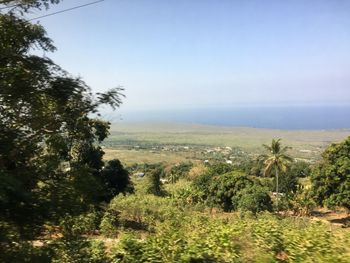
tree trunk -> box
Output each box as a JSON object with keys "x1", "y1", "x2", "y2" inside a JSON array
[{"x1": 275, "y1": 166, "x2": 279, "y2": 213}]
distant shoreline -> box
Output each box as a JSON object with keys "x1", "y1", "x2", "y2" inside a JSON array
[{"x1": 110, "y1": 121, "x2": 350, "y2": 132}]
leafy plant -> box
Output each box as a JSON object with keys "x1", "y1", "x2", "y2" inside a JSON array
[
  {"x1": 146, "y1": 167, "x2": 166, "y2": 196},
  {"x1": 209, "y1": 171, "x2": 253, "y2": 211},
  {"x1": 233, "y1": 185, "x2": 273, "y2": 214},
  {"x1": 311, "y1": 136, "x2": 350, "y2": 210}
]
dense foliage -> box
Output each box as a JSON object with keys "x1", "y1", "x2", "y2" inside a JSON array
[
  {"x1": 232, "y1": 184, "x2": 273, "y2": 213},
  {"x1": 311, "y1": 136, "x2": 350, "y2": 210},
  {"x1": 209, "y1": 171, "x2": 254, "y2": 211},
  {"x1": 111, "y1": 212, "x2": 350, "y2": 263},
  {"x1": 192, "y1": 167, "x2": 273, "y2": 213},
  {"x1": 167, "y1": 162, "x2": 193, "y2": 183},
  {"x1": 100, "y1": 160, "x2": 134, "y2": 201},
  {"x1": 0, "y1": 1, "x2": 132, "y2": 259},
  {"x1": 146, "y1": 166, "x2": 166, "y2": 196}
]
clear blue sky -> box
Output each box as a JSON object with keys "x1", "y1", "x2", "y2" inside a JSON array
[{"x1": 28, "y1": 0, "x2": 350, "y2": 110}]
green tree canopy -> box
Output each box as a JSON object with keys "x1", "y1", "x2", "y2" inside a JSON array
[
  {"x1": 209, "y1": 171, "x2": 253, "y2": 211},
  {"x1": 101, "y1": 159, "x2": 134, "y2": 201},
  {"x1": 311, "y1": 136, "x2": 350, "y2": 210},
  {"x1": 0, "y1": 0, "x2": 127, "y2": 248}
]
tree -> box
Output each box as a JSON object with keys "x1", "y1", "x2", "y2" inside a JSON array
[
  {"x1": 232, "y1": 185, "x2": 272, "y2": 214},
  {"x1": 311, "y1": 137, "x2": 350, "y2": 210},
  {"x1": 0, "y1": 0, "x2": 60, "y2": 11},
  {"x1": 274, "y1": 161, "x2": 310, "y2": 195},
  {"x1": 0, "y1": 0, "x2": 125, "y2": 248},
  {"x1": 146, "y1": 167, "x2": 165, "y2": 196},
  {"x1": 192, "y1": 162, "x2": 234, "y2": 202},
  {"x1": 209, "y1": 171, "x2": 253, "y2": 211},
  {"x1": 290, "y1": 160, "x2": 311, "y2": 178},
  {"x1": 274, "y1": 168, "x2": 298, "y2": 195},
  {"x1": 260, "y1": 139, "x2": 293, "y2": 210},
  {"x1": 101, "y1": 159, "x2": 134, "y2": 201}
]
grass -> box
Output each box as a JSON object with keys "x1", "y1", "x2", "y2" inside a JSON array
[{"x1": 103, "y1": 148, "x2": 189, "y2": 164}]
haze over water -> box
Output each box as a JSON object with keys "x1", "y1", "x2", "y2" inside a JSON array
[{"x1": 111, "y1": 105, "x2": 350, "y2": 130}]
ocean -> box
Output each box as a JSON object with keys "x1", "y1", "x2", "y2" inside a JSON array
[{"x1": 113, "y1": 105, "x2": 350, "y2": 130}]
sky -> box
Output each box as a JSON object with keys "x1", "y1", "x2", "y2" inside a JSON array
[{"x1": 26, "y1": 0, "x2": 350, "y2": 111}]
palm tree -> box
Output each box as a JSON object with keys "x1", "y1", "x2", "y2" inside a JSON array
[{"x1": 261, "y1": 139, "x2": 293, "y2": 211}]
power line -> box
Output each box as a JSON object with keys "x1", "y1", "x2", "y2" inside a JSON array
[{"x1": 28, "y1": 0, "x2": 105, "y2": 21}]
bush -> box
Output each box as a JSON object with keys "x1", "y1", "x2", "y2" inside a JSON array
[
  {"x1": 290, "y1": 161, "x2": 311, "y2": 178},
  {"x1": 0, "y1": 240, "x2": 52, "y2": 263},
  {"x1": 233, "y1": 185, "x2": 272, "y2": 214},
  {"x1": 146, "y1": 167, "x2": 166, "y2": 196},
  {"x1": 187, "y1": 163, "x2": 208, "y2": 180},
  {"x1": 167, "y1": 162, "x2": 193, "y2": 183},
  {"x1": 288, "y1": 187, "x2": 316, "y2": 216},
  {"x1": 172, "y1": 183, "x2": 206, "y2": 209},
  {"x1": 311, "y1": 136, "x2": 350, "y2": 210},
  {"x1": 271, "y1": 161, "x2": 311, "y2": 195},
  {"x1": 110, "y1": 213, "x2": 350, "y2": 262},
  {"x1": 209, "y1": 171, "x2": 253, "y2": 211},
  {"x1": 100, "y1": 194, "x2": 182, "y2": 235},
  {"x1": 51, "y1": 239, "x2": 109, "y2": 263},
  {"x1": 207, "y1": 162, "x2": 236, "y2": 176},
  {"x1": 58, "y1": 210, "x2": 101, "y2": 238},
  {"x1": 272, "y1": 169, "x2": 299, "y2": 195},
  {"x1": 192, "y1": 171, "x2": 213, "y2": 201}
]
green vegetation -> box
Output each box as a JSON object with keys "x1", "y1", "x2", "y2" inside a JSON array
[
  {"x1": 311, "y1": 136, "x2": 350, "y2": 210},
  {"x1": 0, "y1": 2, "x2": 129, "y2": 261},
  {"x1": 1, "y1": 1, "x2": 350, "y2": 262},
  {"x1": 261, "y1": 139, "x2": 293, "y2": 210},
  {"x1": 110, "y1": 210, "x2": 350, "y2": 263},
  {"x1": 146, "y1": 167, "x2": 166, "y2": 196},
  {"x1": 105, "y1": 123, "x2": 350, "y2": 162}
]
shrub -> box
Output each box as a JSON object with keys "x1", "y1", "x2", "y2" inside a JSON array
[
  {"x1": 51, "y1": 239, "x2": 109, "y2": 263},
  {"x1": 100, "y1": 194, "x2": 182, "y2": 235},
  {"x1": 187, "y1": 163, "x2": 208, "y2": 180},
  {"x1": 110, "y1": 234, "x2": 146, "y2": 263},
  {"x1": 272, "y1": 169, "x2": 299, "y2": 195},
  {"x1": 233, "y1": 185, "x2": 272, "y2": 214},
  {"x1": 0, "y1": 240, "x2": 52, "y2": 263},
  {"x1": 110, "y1": 212, "x2": 350, "y2": 262},
  {"x1": 209, "y1": 171, "x2": 253, "y2": 211},
  {"x1": 290, "y1": 161, "x2": 311, "y2": 178},
  {"x1": 58, "y1": 210, "x2": 101, "y2": 238},
  {"x1": 311, "y1": 136, "x2": 350, "y2": 210},
  {"x1": 146, "y1": 167, "x2": 166, "y2": 196},
  {"x1": 192, "y1": 171, "x2": 213, "y2": 201},
  {"x1": 207, "y1": 162, "x2": 236, "y2": 176},
  {"x1": 288, "y1": 187, "x2": 316, "y2": 216},
  {"x1": 172, "y1": 183, "x2": 206, "y2": 209},
  {"x1": 167, "y1": 162, "x2": 193, "y2": 183}
]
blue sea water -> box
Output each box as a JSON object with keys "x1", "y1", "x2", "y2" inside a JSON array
[{"x1": 115, "y1": 106, "x2": 350, "y2": 130}]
